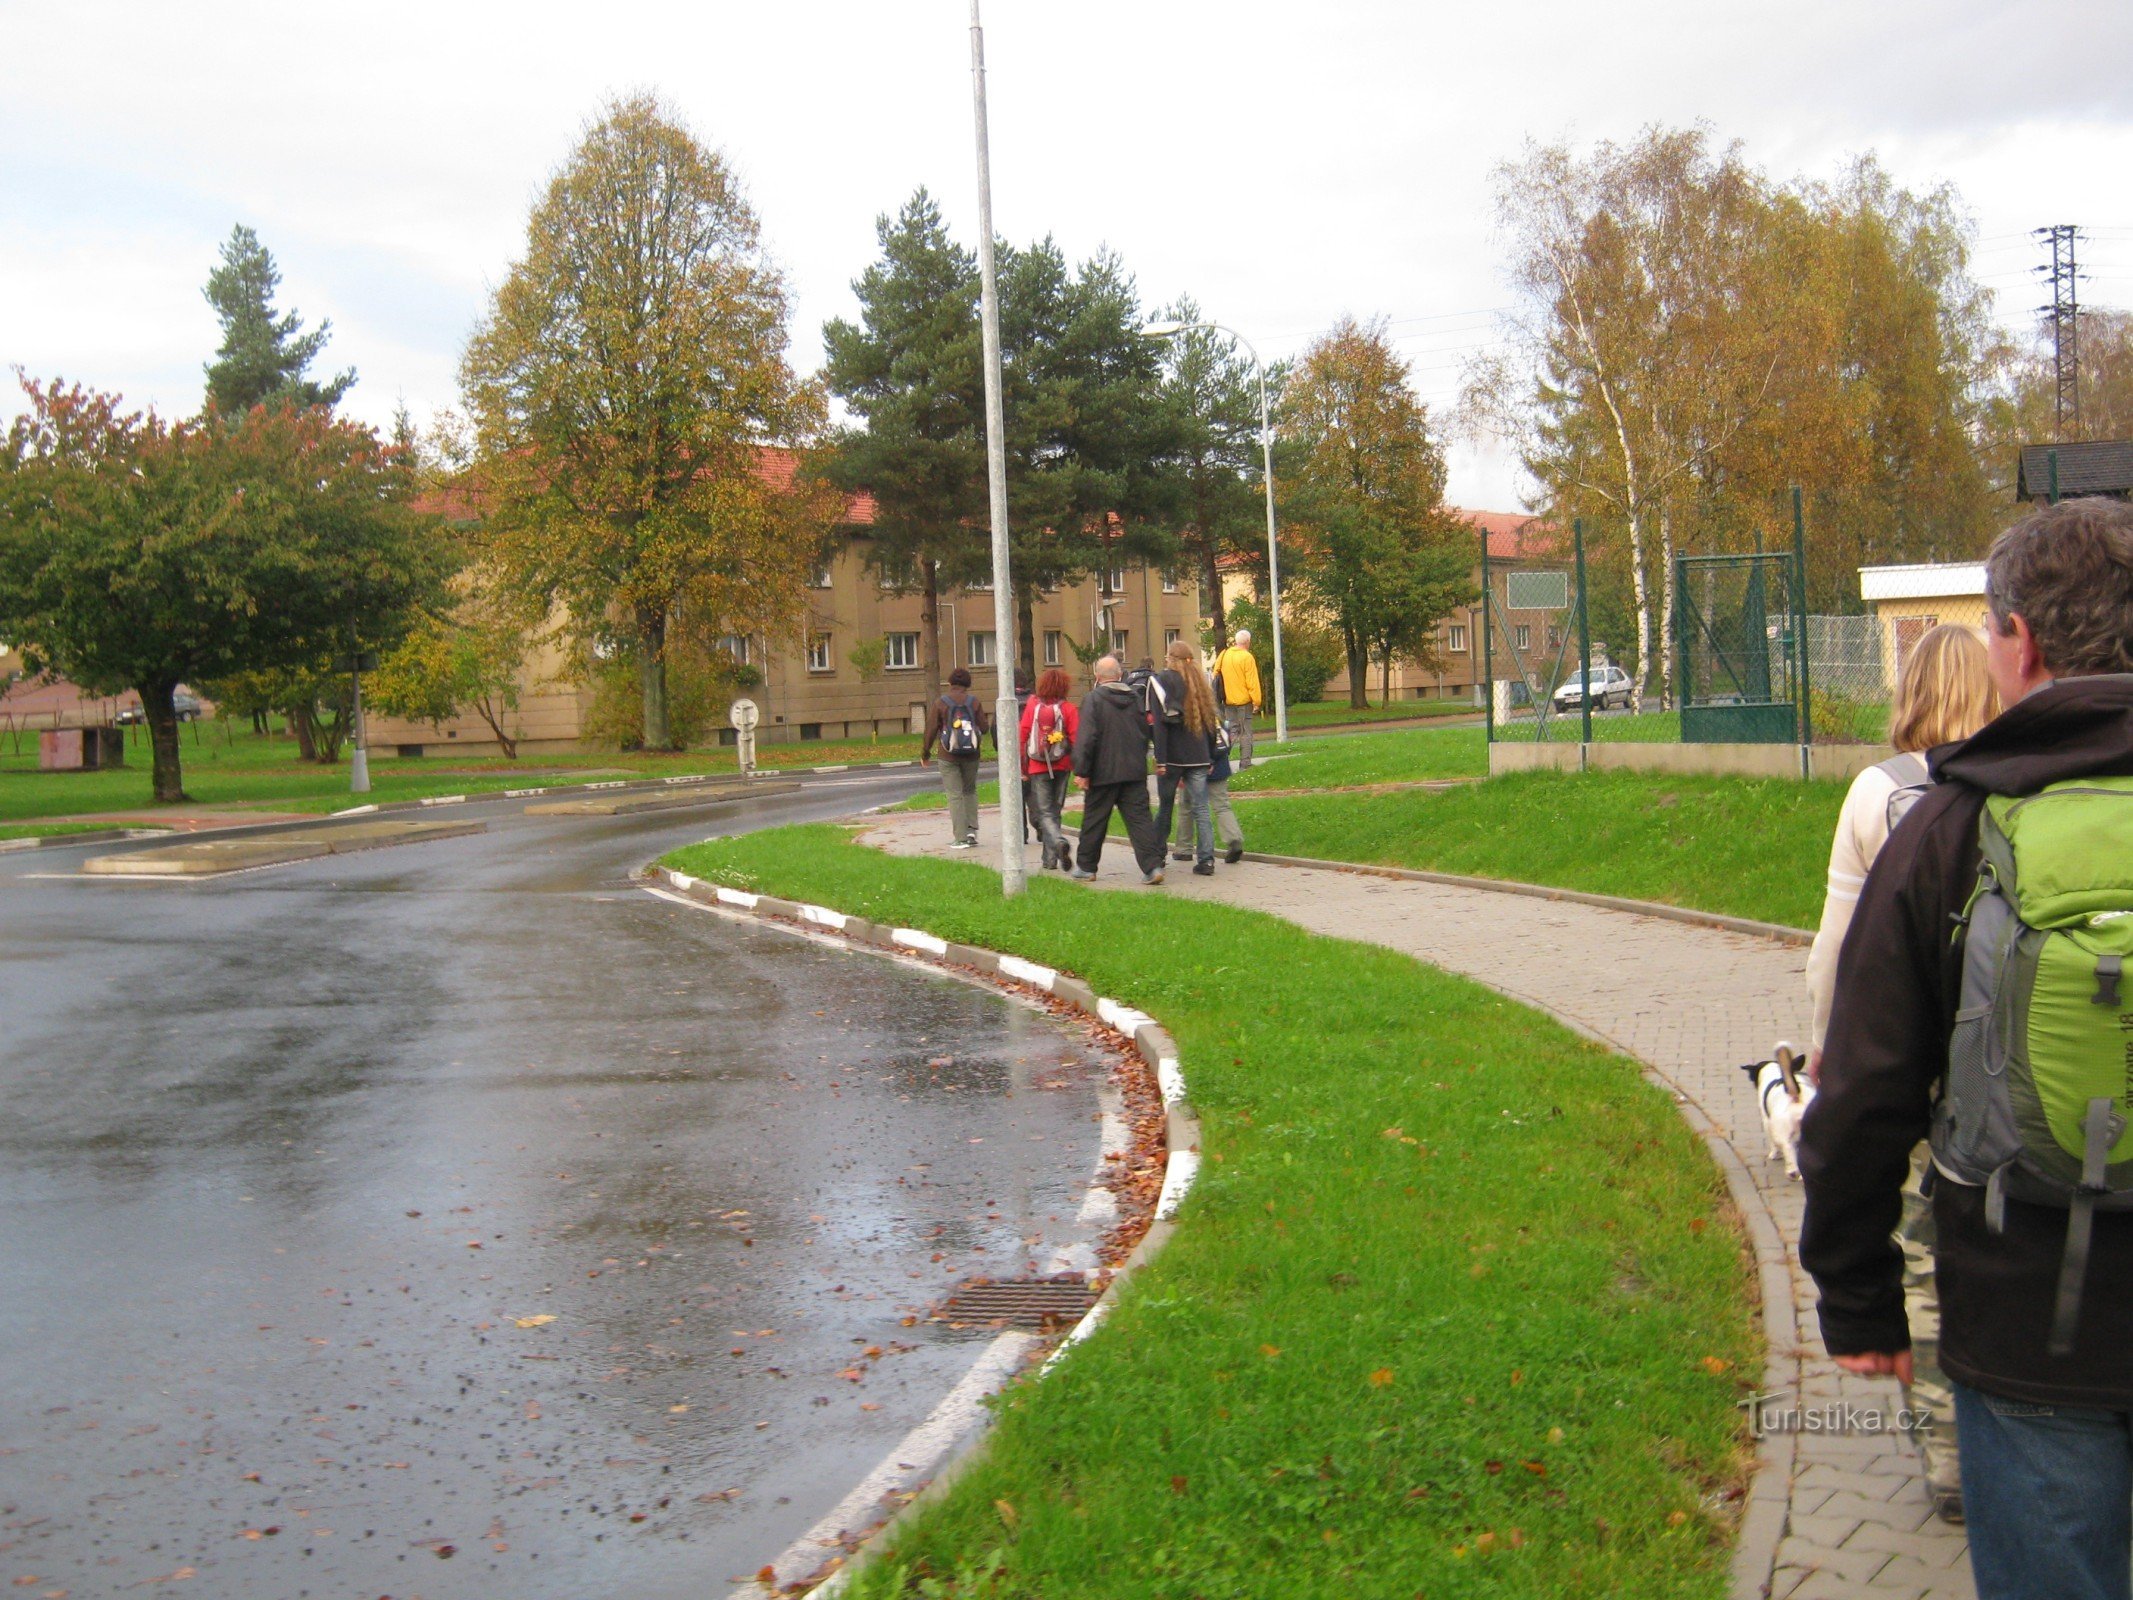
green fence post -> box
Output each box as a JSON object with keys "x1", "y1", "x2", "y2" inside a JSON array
[
  {"x1": 1793, "y1": 484, "x2": 1811, "y2": 771},
  {"x1": 1480, "y1": 523, "x2": 1493, "y2": 745},
  {"x1": 1574, "y1": 517, "x2": 1592, "y2": 753}
]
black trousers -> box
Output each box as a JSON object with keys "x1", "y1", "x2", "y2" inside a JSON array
[{"x1": 1075, "y1": 778, "x2": 1164, "y2": 876}]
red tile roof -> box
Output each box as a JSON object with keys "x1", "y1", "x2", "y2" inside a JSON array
[{"x1": 1450, "y1": 507, "x2": 1556, "y2": 561}]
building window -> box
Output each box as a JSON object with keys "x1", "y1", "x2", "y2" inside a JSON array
[
  {"x1": 1515, "y1": 625, "x2": 1531, "y2": 651},
  {"x1": 807, "y1": 632, "x2": 833, "y2": 673},
  {"x1": 1043, "y1": 630, "x2": 1063, "y2": 667},
  {"x1": 812, "y1": 560, "x2": 834, "y2": 589},
  {"x1": 966, "y1": 574, "x2": 993, "y2": 593},
  {"x1": 968, "y1": 630, "x2": 995, "y2": 668},
  {"x1": 1547, "y1": 625, "x2": 1562, "y2": 650},
  {"x1": 1448, "y1": 624, "x2": 1468, "y2": 653},
  {"x1": 718, "y1": 633, "x2": 752, "y2": 666},
  {"x1": 1164, "y1": 628, "x2": 1181, "y2": 650},
  {"x1": 885, "y1": 632, "x2": 919, "y2": 670},
  {"x1": 1161, "y1": 569, "x2": 1180, "y2": 595},
  {"x1": 1110, "y1": 629, "x2": 1129, "y2": 661},
  {"x1": 1106, "y1": 565, "x2": 1127, "y2": 595}
]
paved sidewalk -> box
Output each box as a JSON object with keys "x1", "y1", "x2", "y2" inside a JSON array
[{"x1": 866, "y1": 805, "x2": 1974, "y2": 1600}]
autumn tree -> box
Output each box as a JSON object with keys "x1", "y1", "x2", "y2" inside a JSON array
[
  {"x1": 1280, "y1": 318, "x2": 1472, "y2": 707},
  {"x1": 0, "y1": 380, "x2": 449, "y2": 800},
  {"x1": 821, "y1": 189, "x2": 989, "y2": 707},
  {"x1": 202, "y1": 224, "x2": 355, "y2": 415},
  {"x1": 462, "y1": 93, "x2": 831, "y2": 750},
  {"x1": 2007, "y1": 307, "x2": 2133, "y2": 453}
]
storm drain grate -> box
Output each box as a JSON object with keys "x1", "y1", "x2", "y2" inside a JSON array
[{"x1": 932, "y1": 1278, "x2": 1098, "y2": 1332}]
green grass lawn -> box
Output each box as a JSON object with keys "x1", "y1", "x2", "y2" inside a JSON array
[
  {"x1": 0, "y1": 729, "x2": 923, "y2": 822},
  {"x1": 661, "y1": 826, "x2": 1757, "y2": 1599},
  {"x1": 1235, "y1": 770, "x2": 1840, "y2": 930},
  {"x1": 1271, "y1": 698, "x2": 1479, "y2": 731},
  {"x1": 1228, "y1": 725, "x2": 1489, "y2": 792}
]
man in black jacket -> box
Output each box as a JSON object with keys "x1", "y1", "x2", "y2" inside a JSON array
[
  {"x1": 1801, "y1": 497, "x2": 2133, "y2": 1600},
  {"x1": 1069, "y1": 655, "x2": 1165, "y2": 885}
]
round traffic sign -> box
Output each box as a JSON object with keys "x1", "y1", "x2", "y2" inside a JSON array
[{"x1": 729, "y1": 697, "x2": 760, "y2": 731}]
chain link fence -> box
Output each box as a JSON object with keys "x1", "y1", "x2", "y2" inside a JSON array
[{"x1": 1804, "y1": 599, "x2": 1990, "y2": 743}]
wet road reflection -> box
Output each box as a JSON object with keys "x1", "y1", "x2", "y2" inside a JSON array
[{"x1": 0, "y1": 782, "x2": 1110, "y2": 1596}]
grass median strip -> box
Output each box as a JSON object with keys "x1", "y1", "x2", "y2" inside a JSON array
[
  {"x1": 1233, "y1": 769, "x2": 1840, "y2": 931},
  {"x1": 661, "y1": 825, "x2": 1758, "y2": 1598}
]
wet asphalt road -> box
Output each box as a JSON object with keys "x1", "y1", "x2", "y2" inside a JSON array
[{"x1": 0, "y1": 773, "x2": 1116, "y2": 1598}]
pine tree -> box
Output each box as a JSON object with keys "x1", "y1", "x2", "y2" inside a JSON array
[{"x1": 202, "y1": 224, "x2": 355, "y2": 414}]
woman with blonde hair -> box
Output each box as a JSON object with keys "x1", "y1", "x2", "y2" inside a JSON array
[
  {"x1": 1152, "y1": 638, "x2": 1222, "y2": 875},
  {"x1": 1803, "y1": 619, "x2": 1999, "y2": 1525}
]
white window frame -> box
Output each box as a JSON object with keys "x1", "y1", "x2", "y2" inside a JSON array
[
  {"x1": 1515, "y1": 624, "x2": 1531, "y2": 651},
  {"x1": 812, "y1": 560, "x2": 835, "y2": 590},
  {"x1": 1161, "y1": 570, "x2": 1180, "y2": 595},
  {"x1": 968, "y1": 630, "x2": 995, "y2": 668},
  {"x1": 1447, "y1": 624, "x2": 1468, "y2": 653},
  {"x1": 719, "y1": 633, "x2": 752, "y2": 666},
  {"x1": 1042, "y1": 630, "x2": 1063, "y2": 667},
  {"x1": 1163, "y1": 627, "x2": 1181, "y2": 650},
  {"x1": 1104, "y1": 565, "x2": 1127, "y2": 595},
  {"x1": 885, "y1": 631, "x2": 919, "y2": 671},
  {"x1": 966, "y1": 574, "x2": 993, "y2": 593},
  {"x1": 807, "y1": 632, "x2": 834, "y2": 673},
  {"x1": 1111, "y1": 628, "x2": 1129, "y2": 660}
]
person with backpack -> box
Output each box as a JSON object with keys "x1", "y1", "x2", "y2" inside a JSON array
[
  {"x1": 1801, "y1": 621, "x2": 1998, "y2": 1521},
  {"x1": 1174, "y1": 709, "x2": 1246, "y2": 866},
  {"x1": 1017, "y1": 666, "x2": 1079, "y2": 871},
  {"x1": 1800, "y1": 498, "x2": 2133, "y2": 1600},
  {"x1": 1212, "y1": 628, "x2": 1264, "y2": 768},
  {"x1": 1069, "y1": 654, "x2": 1166, "y2": 885},
  {"x1": 1151, "y1": 639, "x2": 1222, "y2": 876},
  {"x1": 920, "y1": 666, "x2": 990, "y2": 850}
]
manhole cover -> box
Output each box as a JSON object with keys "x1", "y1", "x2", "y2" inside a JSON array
[{"x1": 932, "y1": 1277, "x2": 1098, "y2": 1332}]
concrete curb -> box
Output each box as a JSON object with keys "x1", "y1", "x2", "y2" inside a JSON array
[
  {"x1": 643, "y1": 864, "x2": 1199, "y2": 1597},
  {"x1": 1237, "y1": 850, "x2": 1813, "y2": 947},
  {"x1": 79, "y1": 816, "x2": 489, "y2": 878},
  {"x1": 329, "y1": 762, "x2": 927, "y2": 819},
  {"x1": 0, "y1": 827, "x2": 164, "y2": 854}
]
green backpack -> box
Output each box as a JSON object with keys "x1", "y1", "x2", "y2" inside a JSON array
[{"x1": 1930, "y1": 775, "x2": 2133, "y2": 1355}]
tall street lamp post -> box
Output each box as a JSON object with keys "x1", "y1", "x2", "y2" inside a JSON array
[
  {"x1": 1141, "y1": 319, "x2": 1287, "y2": 743},
  {"x1": 967, "y1": 0, "x2": 1024, "y2": 897}
]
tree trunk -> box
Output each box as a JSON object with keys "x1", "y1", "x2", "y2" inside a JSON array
[
  {"x1": 288, "y1": 702, "x2": 318, "y2": 762},
  {"x1": 1657, "y1": 497, "x2": 1678, "y2": 711},
  {"x1": 1200, "y1": 543, "x2": 1225, "y2": 645},
  {"x1": 919, "y1": 557, "x2": 942, "y2": 709},
  {"x1": 1015, "y1": 582, "x2": 1037, "y2": 689},
  {"x1": 638, "y1": 603, "x2": 671, "y2": 751},
  {"x1": 1344, "y1": 626, "x2": 1369, "y2": 709},
  {"x1": 141, "y1": 679, "x2": 187, "y2": 803},
  {"x1": 475, "y1": 696, "x2": 519, "y2": 759}
]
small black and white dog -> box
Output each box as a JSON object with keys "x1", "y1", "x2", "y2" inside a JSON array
[{"x1": 1740, "y1": 1042, "x2": 1815, "y2": 1180}]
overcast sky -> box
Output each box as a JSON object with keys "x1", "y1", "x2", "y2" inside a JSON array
[{"x1": 5, "y1": 0, "x2": 2130, "y2": 512}]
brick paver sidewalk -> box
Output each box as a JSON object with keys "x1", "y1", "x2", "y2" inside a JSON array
[{"x1": 865, "y1": 805, "x2": 1974, "y2": 1600}]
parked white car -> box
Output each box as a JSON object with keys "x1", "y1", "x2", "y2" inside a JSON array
[{"x1": 1552, "y1": 665, "x2": 1635, "y2": 712}]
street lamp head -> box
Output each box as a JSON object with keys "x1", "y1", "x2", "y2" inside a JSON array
[{"x1": 1140, "y1": 320, "x2": 1191, "y2": 339}]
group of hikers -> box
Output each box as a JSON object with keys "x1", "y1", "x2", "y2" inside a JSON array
[{"x1": 919, "y1": 629, "x2": 1266, "y2": 886}]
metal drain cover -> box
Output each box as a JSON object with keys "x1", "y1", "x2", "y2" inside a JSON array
[{"x1": 933, "y1": 1277, "x2": 1098, "y2": 1331}]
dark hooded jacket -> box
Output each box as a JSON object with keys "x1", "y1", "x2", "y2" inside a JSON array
[
  {"x1": 1073, "y1": 681, "x2": 1153, "y2": 787},
  {"x1": 1800, "y1": 673, "x2": 2133, "y2": 1406}
]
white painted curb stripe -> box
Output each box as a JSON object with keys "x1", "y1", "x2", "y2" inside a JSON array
[
  {"x1": 731, "y1": 1331, "x2": 1037, "y2": 1600},
  {"x1": 1096, "y1": 998, "x2": 1153, "y2": 1034},
  {"x1": 799, "y1": 903, "x2": 847, "y2": 930},
  {"x1": 1156, "y1": 1150, "x2": 1200, "y2": 1222},
  {"x1": 892, "y1": 928, "x2": 948, "y2": 955},
  {"x1": 715, "y1": 886, "x2": 759, "y2": 908},
  {"x1": 1157, "y1": 1057, "x2": 1187, "y2": 1106},
  {"x1": 666, "y1": 873, "x2": 696, "y2": 893},
  {"x1": 1040, "y1": 1298, "x2": 1113, "y2": 1374},
  {"x1": 333, "y1": 803, "x2": 379, "y2": 817},
  {"x1": 418, "y1": 793, "x2": 468, "y2": 807},
  {"x1": 997, "y1": 955, "x2": 1056, "y2": 990}
]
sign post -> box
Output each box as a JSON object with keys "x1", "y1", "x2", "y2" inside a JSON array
[{"x1": 729, "y1": 697, "x2": 759, "y2": 778}]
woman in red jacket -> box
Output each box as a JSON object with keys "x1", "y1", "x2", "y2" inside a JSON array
[{"x1": 1018, "y1": 666, "x2": 1079, "y2": 870}]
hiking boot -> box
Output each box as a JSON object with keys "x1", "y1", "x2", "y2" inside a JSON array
[
  {"x1": 1225, "y1": 843, "x2": 1244, "y2": 864},
  {"x1": 1171, "y1": 850, "x2": 1192, "y2": 862},
  {"x1": 948, "y1": 839, "x2": 975, "y2": 851},
  {"x1": 1193, "y1": 862, "x2": 1215, "y2": 876},
  {"x1": 1069, "y1": 868, "x2": 1096, "y2": 881},
  {"x1": 1141, "y1": 870, "x2": 1165, "y2": 886}
]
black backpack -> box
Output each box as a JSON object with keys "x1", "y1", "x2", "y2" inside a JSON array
[{"x1": 940, "y1": 695, "x2": 982, "y2": 757}]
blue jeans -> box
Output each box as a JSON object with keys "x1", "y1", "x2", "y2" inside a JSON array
[
  {"x1": 1955, "y1": 1379, "x2": 2133, "y2": 1600},
  {"x1": 1155, "y1": 767, "x2": 1212, "y2": 865}
]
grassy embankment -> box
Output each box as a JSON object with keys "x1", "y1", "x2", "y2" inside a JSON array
[
  {"x1": 0, "y1": 729, "x2": 923, "y2": 824},
  {"x1": 662, "y1": 825, "x2": 1759, "y2": 1598}
]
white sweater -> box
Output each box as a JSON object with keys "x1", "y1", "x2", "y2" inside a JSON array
[{"x1": 1805, "y1": 763, "x2": 1907, "y2": 1053}]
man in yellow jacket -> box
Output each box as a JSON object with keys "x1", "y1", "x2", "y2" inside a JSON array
[{"x1": 1211, "y1": 630, "x2": 1263, "y2": 769}]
